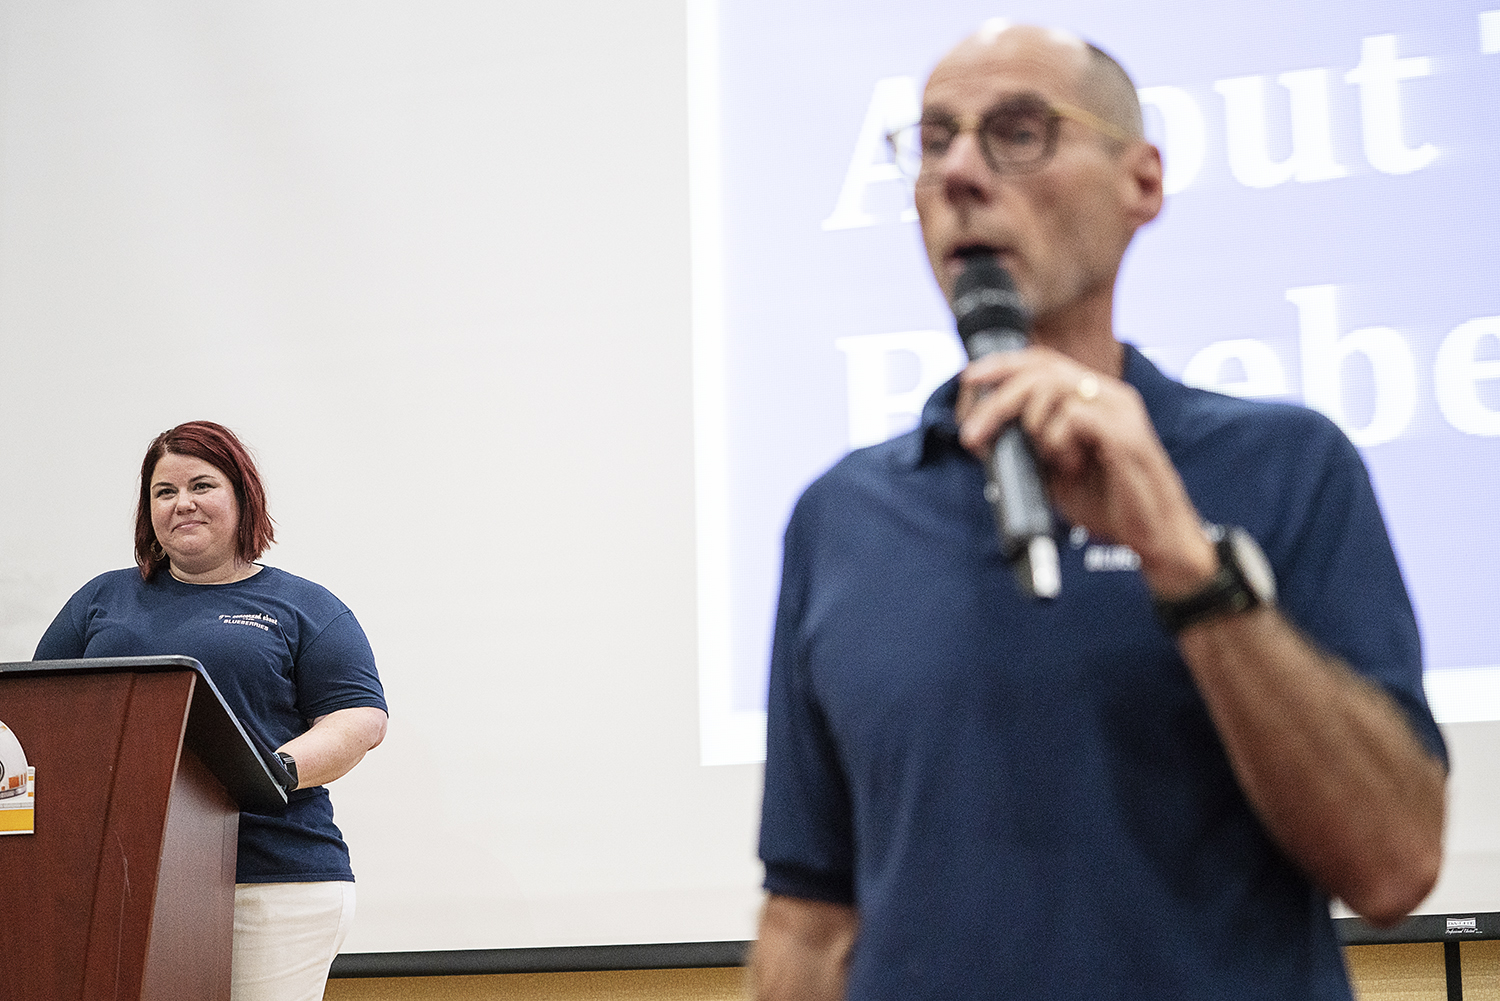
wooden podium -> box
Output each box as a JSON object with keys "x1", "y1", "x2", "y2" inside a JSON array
[{"x1": 0, "y1": 656, "x2": 286, "y2": 1001}]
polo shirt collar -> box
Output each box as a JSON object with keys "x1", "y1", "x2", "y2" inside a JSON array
[{"x1": 906, "y1": 343, "x2": 1179, "y2": 470}]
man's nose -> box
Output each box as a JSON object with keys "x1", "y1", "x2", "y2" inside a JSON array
[{"x1": 935, "y1": 131, "x2": 993, "y2": 197}]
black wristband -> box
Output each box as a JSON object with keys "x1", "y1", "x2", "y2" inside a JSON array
[
  {"x1": 1152, "y1": 526, "x2": 1276, "y2": 634},
  {"x1": 274, "y1": 751, "x2": 299, "y2": 792}
]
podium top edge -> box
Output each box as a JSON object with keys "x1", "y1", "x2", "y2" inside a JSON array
[
  {"x1": 1, "y1": 655, "x2": 287, "y2": 812},
  {"x1": 0, "y1": 655, "x2": 205, "y2": 676}
]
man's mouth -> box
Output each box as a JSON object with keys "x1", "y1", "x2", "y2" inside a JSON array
[
  {"x1": 954, "y1": 243, "x2": 1000, "y2": 261},
  {"x1": 945, "y1": 243, "x2": 1012, "y2": 282},
  {"x1": 951, "y1": 243, "x2": 1015, "y2": 268}
]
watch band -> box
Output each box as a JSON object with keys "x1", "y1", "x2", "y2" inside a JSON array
[
  {"x1": 274, "y1": 751, "x2": 299, "y2": 792},
  {"x1": 1152, "y1": 526, "x2": 1274, "y2": 634}
]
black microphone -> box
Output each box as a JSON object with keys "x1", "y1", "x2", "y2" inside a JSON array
[{"x1": 951, "y1": 254, "x2": 1060, "y2": 600}]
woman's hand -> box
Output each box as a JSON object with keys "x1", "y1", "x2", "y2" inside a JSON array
[{"x1": 275, "y1": 706, "x2": 388, "y2": 790}]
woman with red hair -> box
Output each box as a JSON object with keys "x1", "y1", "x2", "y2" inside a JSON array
[{"x1": 35, "y1": 420, "x2": 388, "y2": 1001}]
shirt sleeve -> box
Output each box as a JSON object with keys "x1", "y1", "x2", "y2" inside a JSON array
[
  {"x1": 32, "y1": 588, "x2": 88, "y2": 660},
  {"x1": 758, "y1": 489, "x2": 858, "y2": 906},
  {"x1": 292, "y1": 609, "x2": 387, "y2": 720},
  {"x1": 1272, "y1": 417, "x2": 1447, "y2": 766}
]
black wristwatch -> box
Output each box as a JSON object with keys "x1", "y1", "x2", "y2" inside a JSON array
[
  {"x1": 274, "y1": 751, "x2": 299, "y2": 792},
  {"x1": 1152, "y1": 525, "x2": 1276, "y2": 634}
]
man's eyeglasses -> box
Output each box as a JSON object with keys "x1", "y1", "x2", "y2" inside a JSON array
[{"x1": 886, "y1": 94, "x2": 1134, "y2": 181}]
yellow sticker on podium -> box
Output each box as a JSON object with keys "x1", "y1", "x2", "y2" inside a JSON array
[{"x1": 0, "y1": 720, "x2": 35, "y2": 835}]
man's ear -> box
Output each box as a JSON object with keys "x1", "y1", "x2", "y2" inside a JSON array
[{"x1": 1120, "y1": 141, "x2": 1164, "y2": 228}]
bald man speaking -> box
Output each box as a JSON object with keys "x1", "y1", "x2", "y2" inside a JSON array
[{"x1": 752, "y1": 24, "x2": 1447, "y2": 1000}]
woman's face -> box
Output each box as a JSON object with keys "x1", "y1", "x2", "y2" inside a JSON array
[{"x1": 149, "y1": 453, "x2": 242, "y2": 576}]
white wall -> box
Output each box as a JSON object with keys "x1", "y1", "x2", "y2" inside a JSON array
[{"x1": 0, "y1": 1, "x2": 764, "y2": 951}]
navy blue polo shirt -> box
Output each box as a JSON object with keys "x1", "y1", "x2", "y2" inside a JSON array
[
  {"x1": 759, "y1": 345, "x2": 1444, "y2": 1000},
  {"x1": 35, "y1": 566, "x2": 387, "y2": 884}
]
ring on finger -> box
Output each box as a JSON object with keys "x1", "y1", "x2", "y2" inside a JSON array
[{"x1": 1077, "y1": 373, "x2": 1101, "y2": 401}]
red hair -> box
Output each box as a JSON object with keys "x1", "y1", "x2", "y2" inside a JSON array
[{"x1": 135, "y1": 421, "x2": 275, "y2": 580}]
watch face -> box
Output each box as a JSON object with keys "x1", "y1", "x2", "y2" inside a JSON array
[{"x1": 1229, "y1": 528, "x2": 1277, "y2": 604}]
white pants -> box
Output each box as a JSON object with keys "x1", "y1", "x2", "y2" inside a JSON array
[{"x1": 232, "y1": 881, "x2": 356, "y2": 1001}]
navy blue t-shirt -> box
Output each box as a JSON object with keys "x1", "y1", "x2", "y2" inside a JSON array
[
  {"x1": 759, "y1": 345, "x2": 1445, "y2": 1000},
  {"x1": 34, "y1": 565, "x2": 387, "y2": 884}
]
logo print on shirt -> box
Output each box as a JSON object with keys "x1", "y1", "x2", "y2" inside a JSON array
[
  {"x1": 1070, "y1": 527, "x2": 1142, "y2": 572},
  {"x1": 218, "y1": 613, "x2": 279, "y2": 633},
  {"x1": 1084, "y1": 546, "x2": 1142, "y2": 572}
]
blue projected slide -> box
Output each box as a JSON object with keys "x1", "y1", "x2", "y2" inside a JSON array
[{"x1": 692, "y1": 0, "x2": 1500, "y2": 765}]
